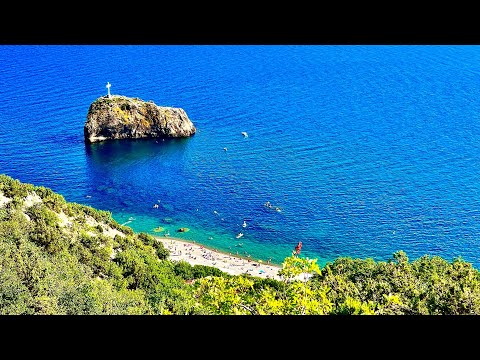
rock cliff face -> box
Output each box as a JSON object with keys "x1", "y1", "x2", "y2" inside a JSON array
[{"x1": 84, "y1": 95, "x2": 196, "y2": 143}]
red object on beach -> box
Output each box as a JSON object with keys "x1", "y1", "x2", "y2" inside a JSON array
[{"x1": 294, "y1": 241, "x2": 302, "y2": 255}]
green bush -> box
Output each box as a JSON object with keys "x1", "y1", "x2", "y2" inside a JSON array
[
  {"x1": 153, "y1": 241, "x2": 169, "y2": 260},
  {"x1": 0, "y1": 175, "x2": 33, "y2": 199},
  {"x1": 138, "y1": 232, "x2": 155, "y2": 246},
  {"x1": 191, "y1": 264, "x2": 227, "y2": 278},
  {"x1": 173, "y1": 261, "x2": 194, "y2": 280}
]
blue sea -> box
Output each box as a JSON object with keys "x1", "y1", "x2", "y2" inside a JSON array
[{"x1": 1, "y1": 45, "x2": 480, "y2": 268}]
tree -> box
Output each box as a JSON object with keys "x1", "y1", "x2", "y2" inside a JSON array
[{"x1": 194, "y1": 254, "x2": 332, "y2": 315}]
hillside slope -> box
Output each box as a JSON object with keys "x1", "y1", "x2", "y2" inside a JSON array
[{"x1": 0, "y1": 174, "x2": 211, "y2": 314}]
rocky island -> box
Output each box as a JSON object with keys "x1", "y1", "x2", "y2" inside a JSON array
[{"x1": 84, "y1": 94, "x2": 196, "y2": 143}]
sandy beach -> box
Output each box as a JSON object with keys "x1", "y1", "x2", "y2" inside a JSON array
[{"x1": 156, "y1": 236, "x2": 285, "y2": 281}]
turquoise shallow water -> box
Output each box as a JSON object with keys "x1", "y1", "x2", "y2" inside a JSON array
[{"x1": 1, "y1": 45, "x2": 480, "y2": 267}]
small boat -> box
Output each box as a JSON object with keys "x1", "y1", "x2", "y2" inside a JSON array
[
  {"x1": 236, "y1": 232, "x2": 244, "y2": 239},
  {"x1": 241, "y1": 131, "x2": 248, "y2": 137},
  {"x1": 242, "y1": 220, "x2": 247, "y2": 228}
]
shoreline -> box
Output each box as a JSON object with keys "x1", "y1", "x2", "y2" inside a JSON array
[{"x1": 155, "y1": 235, "x2": 285, "y2": 281}]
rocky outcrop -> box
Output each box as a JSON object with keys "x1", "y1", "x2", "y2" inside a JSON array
[{"x1": 84, "y1": 95, "x2": 196, "y2": 143}]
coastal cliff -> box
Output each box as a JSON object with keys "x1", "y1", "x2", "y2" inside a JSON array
[{"x1": 84, "y1": 95, "x2": 196, "y2": 143}]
